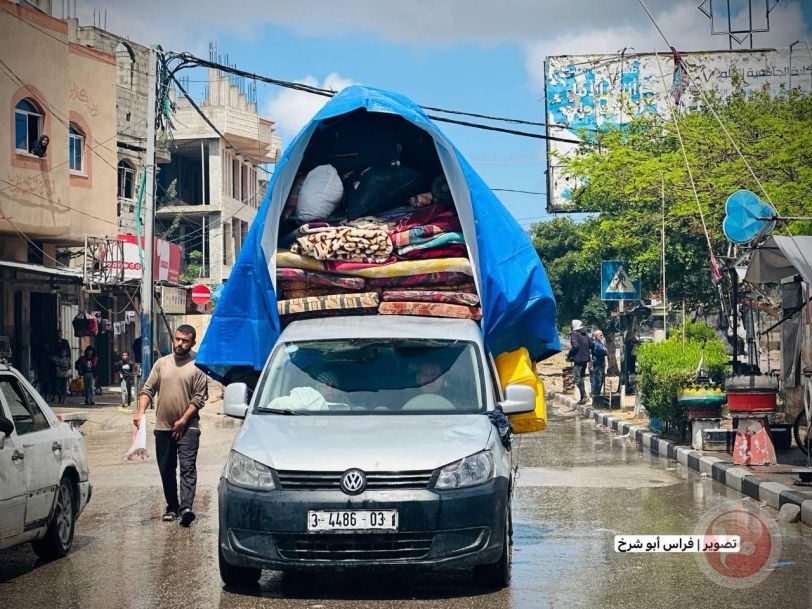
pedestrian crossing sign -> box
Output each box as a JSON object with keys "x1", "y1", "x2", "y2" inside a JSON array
[{"x1": 601, "y1": 261, "x2": 640, "y2": 300}]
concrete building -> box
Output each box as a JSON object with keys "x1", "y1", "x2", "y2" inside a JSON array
[
  {"x1": 0, "y1": 0, "x2": 117, "y2": 380},
  {"x1": 159, "y1": 65, "x2": 281, "y2": 284}
]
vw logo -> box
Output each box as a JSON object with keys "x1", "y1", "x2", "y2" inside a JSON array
[{"x1": 340, "y1": 469, "x2": 366, "y2": 495}]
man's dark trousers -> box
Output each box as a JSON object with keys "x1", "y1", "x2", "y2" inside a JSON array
[
  {"x1": 573, "y1": 362, "x2": 588, "y2": 401},
  {"x1": 154, "y1": 428, "x2": 200, "y2": 513}
]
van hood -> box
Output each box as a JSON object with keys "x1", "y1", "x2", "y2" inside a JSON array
[{"x1": 233, "y1": 414, "x2": 494, "y2": 472}]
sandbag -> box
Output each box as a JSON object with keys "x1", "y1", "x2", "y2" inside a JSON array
[
  {"x1": 345, "y1": 165, "x2": 430, "y2": 220},
  {"x1": 292, "y1": 165, "x2": 344, "y2": 222}
]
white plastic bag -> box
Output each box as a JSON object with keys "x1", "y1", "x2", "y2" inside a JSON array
[
  {"x1": 126, "y1": 415, "x2": 148, "y2": 460},
  {"x1": 293, "y1": 165, "x2": 344, "y2": 222}
]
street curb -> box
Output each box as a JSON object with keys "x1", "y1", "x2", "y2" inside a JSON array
[{"x1": 547, "y1": 391, "x2": 812, "y2": 528}]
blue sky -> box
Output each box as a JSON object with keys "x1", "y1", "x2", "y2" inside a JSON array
[{"x1": 83, "y1": 0, "x2": 812, "y2": 227}]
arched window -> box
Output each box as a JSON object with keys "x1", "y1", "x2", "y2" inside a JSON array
[
  {"x1": 118, "y1": 160, "x2": 136, "y2": 199},
  {"x1": 15, "y1": 98, "x2": 42, "y2": 153},
  {"x1": 68, "y1": 124, "x2": 85, "y2": 172}
]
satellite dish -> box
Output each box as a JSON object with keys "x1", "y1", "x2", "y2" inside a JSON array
[{"x1": 722, "y1": 190, "x2": 776, "y2": 244}]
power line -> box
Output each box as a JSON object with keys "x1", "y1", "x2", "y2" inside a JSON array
[
  {"x1": 165, "y1": 53, "x2": 581, "y2": 143},
  {"x1": 492, "y1": 188, "x2": 546, "y2": 195},
  {"x1": 0, "y1": 176, "x2": 117, "y2": 226}
]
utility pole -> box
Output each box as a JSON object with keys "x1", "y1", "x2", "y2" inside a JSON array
[{"x1": 140, "y1": 46, "x2": 158, "y2": 384}]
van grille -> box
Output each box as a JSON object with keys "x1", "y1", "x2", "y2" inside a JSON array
[
  {"x1": 274, "y1": 532, "x2": 435, "y2": 561},
  {"x1": 276, "y1": 470, "x2": 433, "y2": 491}
]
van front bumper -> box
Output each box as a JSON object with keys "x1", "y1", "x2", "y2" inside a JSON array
[{"x1": 218, "y1": 476, "x2": 509, "y2": 571}]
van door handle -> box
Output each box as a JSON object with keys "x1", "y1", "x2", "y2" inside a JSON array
[
  {"x1": 52, "y1": 442, "x2": 62, "y2": 452},
  {"x1": 11, "y1": 450, "x2": 24, "y2": 462}
]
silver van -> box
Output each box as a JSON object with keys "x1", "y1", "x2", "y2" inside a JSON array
[{"x1": 217, "y1": 315, "x2": 535, "y2": 589}]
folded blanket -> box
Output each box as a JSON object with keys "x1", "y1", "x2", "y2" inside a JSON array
[
  {"x1": 291, "y1": 226, "x2": 393, "y2": 262},
  {"x1": 279, "y1": 222, "x2": 336, "y2": 247},
  {"x1": 276, "y1": 250, "x2": 473, "y2": 278},
  {"x1": 276, "y1": 268, "x2": 366, "y2": 289},
  {"x1": 382, "y1": 290, "x2": 480, "y2": 306},
  {"x1": 367, "y1": 271, "x2": 473, "y2": 288},
  {"x1": 379, "y1": 301, "x2": 482, "y2": 320},
  {"x1": 397, "y1": 244, "x2": 469, "y2": 260},
  {"x1": 278, "y1": 292, "x2": 380, "y2": 316},
  {"x1": 397, "y1": 232, "x2": 465, "y2": 255},
  {"x1": 281, "y1": 287, "x2": 368, "y2": 299},
  {"x1": 408, "y1": 192, "x2": 434, "y2": 208}
]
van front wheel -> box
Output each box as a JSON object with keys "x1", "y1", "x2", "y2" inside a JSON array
[
  {"x1": 218, "y1": 544, "x2": 262, "y2": 588},
  {"x1": 475, "y1": 503, "x2": 512, "y2": 589}
]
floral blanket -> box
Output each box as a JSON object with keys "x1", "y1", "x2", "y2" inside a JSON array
[
  {"x1": 378, "y1": 301, "x2": 482, "y2": 320},
  {"x1": 276, "y1": 268, "x2": 366, "y2": 289},
  {"x1": 276, "y1": 251, "x2": 473, "y2": 278},
  {"x1": 382, "y1": 290, "x2": 480, "y2": 306},
  {"x1": 290, "y1": 226, "x2": 393, "y2": 263}
]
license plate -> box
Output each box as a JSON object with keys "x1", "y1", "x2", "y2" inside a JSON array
[{"x1": 307, "y1": 510, "x2": 398, "y2": 532}]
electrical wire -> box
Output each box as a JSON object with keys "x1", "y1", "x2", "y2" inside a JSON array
[
  {"x1": 165, "y1": 52, "x2": 581, "y2": 143},
  {"x1": 492, "y1": 188, "x2": 546, "y2": 195}
]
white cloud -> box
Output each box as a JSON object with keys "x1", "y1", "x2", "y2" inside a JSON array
[{"x1": 266, "y1": 73, "x2": 359, "y2": 137}]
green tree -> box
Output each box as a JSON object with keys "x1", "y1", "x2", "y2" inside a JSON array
[
  {"x1": 528, "y1": 217, "x2": 600, "y2": 328},
  {"x1": 181, "y1": 250, "x2": 203, "y2": 283},
  {"x1": 557, "y1": 88, "x2": 812, "y2": 306}
]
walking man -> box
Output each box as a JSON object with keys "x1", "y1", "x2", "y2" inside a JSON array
[
  {"x1": 590, "y1": 330, "x2": 609, "y2": 397},
  {"x1": 566, "y1": 320, "x2": 593, "y2": 405},
  {"x1": 134, "y1": 325, "x2": 208, "y2": 527},
  {"x1": 115, "y1": 351, "x2": 136, "y2": 407}
]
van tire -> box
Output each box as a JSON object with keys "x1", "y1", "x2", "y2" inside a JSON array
[
  {"x1": 218, "y1": 545, "x2": 262, "y2": 588},
  {"x1": 32, "y1": 476, "x2": 75, "y2": 560},
  {"x1": 475, "y1": 502, "x2": 512, "y2": 589}
]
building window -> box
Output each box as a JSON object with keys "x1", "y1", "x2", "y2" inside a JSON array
[
  {"x1": 118, "y1": 160, "x2": 136, "y2": 199},
  {"x1": 68, "y1": 124, "x2": 85, "y2": 172},
  {"x1": 14, "y1": 99, "x2": 42, "y2": 153}
]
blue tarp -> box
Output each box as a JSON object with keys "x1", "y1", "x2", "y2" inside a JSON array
[{"x1": 197, "y1": 86, "x2": 560, "y2": 382}]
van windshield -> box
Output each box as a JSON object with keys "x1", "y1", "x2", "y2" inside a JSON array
[{"x1": 254, "y1": 338, "x2": 486, "y2": 415}]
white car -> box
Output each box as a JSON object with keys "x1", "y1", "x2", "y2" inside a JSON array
[{"x1": 0, "y1": 361, "x2": 91, "y2": 558}]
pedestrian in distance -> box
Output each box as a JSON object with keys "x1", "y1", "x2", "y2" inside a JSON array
[
  {"x1": 134, "y1": 325, "x2": 208, "y2": 527},
  {"x1": 53, "y1": 348, "x2": 72, "y2": 405},
  {"x1": 75, "y1": 346, "x2": 99, "y2": 405},
  {"x1": 566, "y1": 319, "x2": 593, "y2": 405},
  {"x1": 115, "y1": 351, "x2": 136, "y2": 407},
  {"x1": 590, "y1": 330, "x2": 609, "y2": 397}
]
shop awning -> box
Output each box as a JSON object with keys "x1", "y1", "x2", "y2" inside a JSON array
[
  {"x1": 0, "y1": 259, "x2": 84, "y2": 283},
  {"x1": 745, "y1": 236, "x2": 812, "y2": 285}
]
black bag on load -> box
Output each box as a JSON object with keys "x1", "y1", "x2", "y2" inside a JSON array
[
  {"x1": 302, "y1": 115, "x2": 402, "y2": 174},
  {"x1": 344, "y1": 165, "x2": 431, "y2": 220}
]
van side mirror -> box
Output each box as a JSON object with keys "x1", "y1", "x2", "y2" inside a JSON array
[
  {"x1": 0, "y1": 415, "x2": 13, "y2": 450},
  {"x1": 223, "y1": 383, "x2": 250, "y2": 419},
  {"x1": 498, "y1": 384, "x2": 536, "y2": 415}
]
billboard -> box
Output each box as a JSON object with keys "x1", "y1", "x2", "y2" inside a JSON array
[
  {"x1": 102, "y1": 234, "x2": 182, "y2": 284},
  {"x1": 545, "y1": 48, "x2": 812, "y2": 212}
]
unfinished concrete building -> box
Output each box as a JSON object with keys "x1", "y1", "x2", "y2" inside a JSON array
[{"x1": 159, "y1": 64, "x2": 281, "y2": 285}]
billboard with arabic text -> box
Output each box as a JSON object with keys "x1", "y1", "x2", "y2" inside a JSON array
[{"x1": 544, "y1": 48, "x2": 812, "y2": 212}]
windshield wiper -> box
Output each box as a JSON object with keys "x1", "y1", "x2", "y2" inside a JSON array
[{"x1": 258, "y1": 407, "x2": 307, "y2": 416}]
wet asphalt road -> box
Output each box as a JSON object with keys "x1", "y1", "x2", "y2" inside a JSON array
[{"x1": 2, "y1": 402, "x2": 812, "y2": 609}]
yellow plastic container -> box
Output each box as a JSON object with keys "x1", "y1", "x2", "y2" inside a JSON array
[{"x1": 494, "y1": 348, "x2": 547, "y2": 433}]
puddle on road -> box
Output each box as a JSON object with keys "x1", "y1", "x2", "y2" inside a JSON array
[{"x1": 515, "y1": 465, "x2": 680, "y2": 488}]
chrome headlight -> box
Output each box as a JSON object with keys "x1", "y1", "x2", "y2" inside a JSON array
[
  {"x1": 434, "y1": 451, "x2": 494, "y2": 490},
  {"x1": 225, "y1": 451, "x2": 276, "y2": 491}
]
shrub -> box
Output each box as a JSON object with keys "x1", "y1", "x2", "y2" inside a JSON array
[{"x1": 637, "y1": 330, "x2": 728, "y2": 427}]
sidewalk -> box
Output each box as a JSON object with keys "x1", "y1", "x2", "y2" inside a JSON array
[{"x1": 549, "y1": 390, "x2": 812, "y2": 528}]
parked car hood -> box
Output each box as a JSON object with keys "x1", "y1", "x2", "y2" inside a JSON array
[{"x1": 233, "y1": 414, "x2": 493, "y2": 472}]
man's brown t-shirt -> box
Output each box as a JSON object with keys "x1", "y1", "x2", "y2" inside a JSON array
[{"x1": 140, "y1": 352, "x2": 208, "y2": 431}]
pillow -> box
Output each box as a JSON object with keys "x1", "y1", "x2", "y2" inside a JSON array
[
  {"x1": 293, "y1": 165, "x2": 344, "y2": 222},
  {"x1": 345, "y1": 165, "x2": 430, "y2": 221}
]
